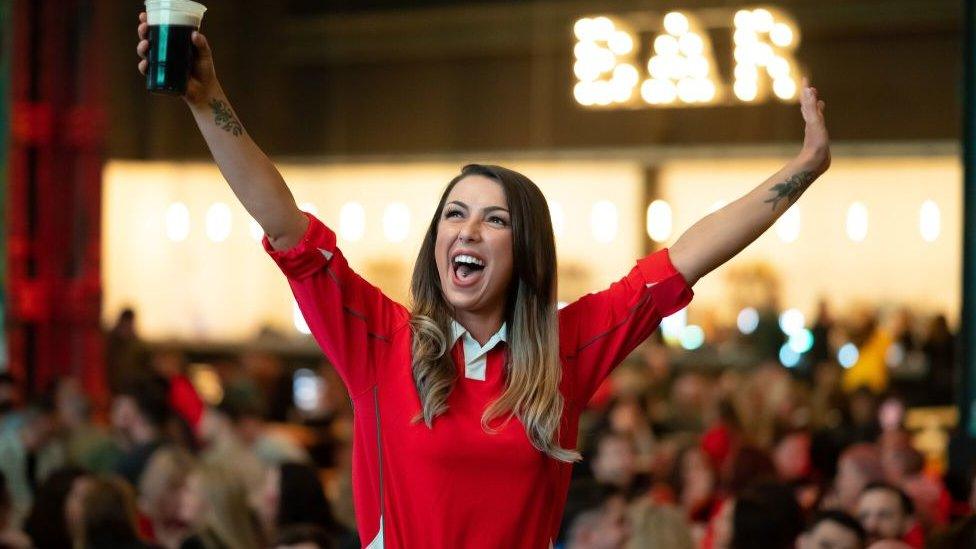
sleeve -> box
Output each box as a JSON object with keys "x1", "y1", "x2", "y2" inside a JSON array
[
  {"x1": 263, "y1": 213, "x2": 409, "y2": 396},
  {"x1": 559, "y1": 248, "x2": 693, "y2": 407}
]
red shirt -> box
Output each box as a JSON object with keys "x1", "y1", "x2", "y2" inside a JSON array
[{"x1": 265, "y1": 213, "x2": 693, "y2": 548}]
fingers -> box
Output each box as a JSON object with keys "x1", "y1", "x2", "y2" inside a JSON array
[
  {"x1": 137, "y1": 39, "x2": 148, "y2": 59},
  {"x1": 138, "y1": 21, "x2": 147, "y2": 40},
  {"x1": 192, "y1": 31, "x2": 212, "y2": 59},
  {"x1": 139, "y1": 11, "x2": 146, "y2": 23},
  {"x1": 138, "y1": 59, "x2": 148, "y2": 75}
]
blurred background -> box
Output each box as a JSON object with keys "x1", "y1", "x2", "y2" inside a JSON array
[{"x1": 0, "y1": 1, "x2": 973, "y2": 548}]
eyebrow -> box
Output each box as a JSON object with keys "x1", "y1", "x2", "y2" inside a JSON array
[{"x1": 446, "y1": 200, "x2": 510, "y2": 215}]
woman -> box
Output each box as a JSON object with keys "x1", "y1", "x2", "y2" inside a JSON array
[
  {"x1": 176, "y1": 463, "x2": 266, "y2": 549},
  {"x1": 136, "y1": 13, "x2": 830, "y2": 548}
]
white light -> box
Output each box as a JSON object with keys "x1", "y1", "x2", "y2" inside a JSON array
[
  {"x1": 773, "y1": 78, "x2": 797, "y2": 100},
  {"x1": 768, "y1": 57, "x2": 791, "y2": 79},
  {"x1": 752, "y1": 8, "x2": 774, "y2": 32},
  {"x1": 592, "y1": 80, "x2": 614, "y2": 106},
  {"x1": 919, "y1": 200, "x2": 941, "y2": 242},
  {"x1": 734, "y1": 29, "x2": 757, "y2": 45},
  {"x1": 611, "y1": 81, "x2": 634, "y2": 103},
  {"x1": 734, "y1": 10, "x2": 754, "y2": 29},
  {"x1": 549, "y1": 201, "x2": 566, "y2": 237},
  {"x1": 654, "y1": 35, "x2": 680, "y2": 56},
  {"x1": 595, "y1": 49, "x2": 616, "y2": 72},
  {"x1": 608, "y1": 31, "x2": 634, "y2": 55},
  {"x1": 678, "y1": 33, "x2": 704, "y2": 56},
  {"x1": 382, "y1": 202, "x2": 411, "y2": 243},
  {"x1": 734, "y1": 64, "x2": 758, "y2": 81},
  {"x1": 293, "y1": 368, "x2": 321, "y2": 411},
  {"x1": 779, "y1": 344, "x2": 801, "y2": 368},
  {"x1": 680, "y1": 325, "x2": 705, "y2": 351},
  {"x1": 697, "y1": 79, "x2": 717, "y2": 102},
  {"x1": 339, "y1": 201, "x2": 366, "y2": 241},
  {"x1": 734, "y1": 79, "x2": 758, "y2": 101},
  {"x1": 688, "y1": 56, "x2": 710, "y2": 78},
  {"x1": 661, "y1": 307, "x2": 687, "y2": 344},
  {"x1": 846, "y1": 202, "x2": 869, "y2": 242},
  {"x1": 299, "y1": 202, "x2": 319, "y2": 216},
  {"x1": 789, "y1": 329, "x2": 814, "y2": 354},
  {"x1": 591, "y1": 16, "x2": 615, "y2": 39},
  {"x1": 648, "y1": 56, "x2": 671, "y2": 79},
  {"x1": 770, "y1": 23, "x2": 794, "y2": 47},
  {"x1": 590, "y1": 200, "x2": 618, "y2": 243},
  {"x1": 737, "y1": 307, "x2": 759, "y2": 335},
  {"x1": 165, "y1": 202, "x2": 191, "y2": 242},
  {"x1": 249, "y1": 219, "x2": 264, "y2": 241},
  {"x1": 574, "y1": 60, "x2": 602, "y2": 83},
  {"x1": 612, "y1": 64, "x2": 640, "y2": 87},
  {"x1": 646, "y1": 199, "x2": 673, "y2": 242},
  {"x1": 838, "y1": 343, "x2": 859, "y2": 368},
  {"x1": 641, "y1": 79, "x2": 678, "y2": 105},
  {"x1": 774, "y1": 204, "x2": 801, "y2": 243},
  {"x1": 205, "y1": 202, "x2": 232, "y2": 243},
  {"x1": 557, "y1": 301, "x2": 569, "y2": 310},
  {"x1": 574, "y1": 40, "x2": 598, "y2": 59},
  {"x1": 677, "y1": 78, "x2": 699, "y2": 103},
  {"x1": 574, "y1": 18, "x2": 594, "y2": 40},
  {"x1": 663, "y1": 12, "x2": 690, "y2": 36},
  {"x1": 779, "y1": 308, "x2": 805, "y2": 335},
  {"x1": 293, "y1": 301, "x2": 311, "y2": 335},
  {"x1": 574, "y1": 81, "x2": 596, "y2": 105}
]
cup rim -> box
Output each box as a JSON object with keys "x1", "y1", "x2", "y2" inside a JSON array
[{"x1": 144, "y1": 0, "x2": 207, "y2": 16}]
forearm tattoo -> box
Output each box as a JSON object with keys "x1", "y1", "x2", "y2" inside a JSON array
[
  {"x1": 764, "y1": 171, "x2": 815, "y2": 210},
  {"x1": 210, "y1": 98, "x2": 243, "y2": 136}
]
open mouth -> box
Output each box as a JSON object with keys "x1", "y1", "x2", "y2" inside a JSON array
[{"x1": 452, "y1": 253, "x2": 486, "y2": 286}]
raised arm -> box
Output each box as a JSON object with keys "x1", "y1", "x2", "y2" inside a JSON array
[
  {"x1": 668, "y1": 80, "x2": 831, "y2": 286},
  {"x1": 136, "y1": 12, "x2": 307, "y2": 251}
]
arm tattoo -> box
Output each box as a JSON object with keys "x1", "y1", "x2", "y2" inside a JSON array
[
  {"x1": 764, "y1": 171, "x2": 815, "y2": 210},
  {"x1": 209, "y1": 98, "x2": 243, "y2": 136}
]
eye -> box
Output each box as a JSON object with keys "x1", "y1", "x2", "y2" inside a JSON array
[
  {"x1": 444, "y1": 209, "x2": 462, "y2": 219},
  {"x1": 488, "y1": 215, "x2": 508, "y2": 226}
]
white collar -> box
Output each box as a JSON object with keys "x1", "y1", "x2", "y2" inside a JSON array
[{"x1": 450, "y1": 320, "x2": 507, "y2": 381}]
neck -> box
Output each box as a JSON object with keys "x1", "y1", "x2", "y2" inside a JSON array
[{"x1": 454, "y1": 308, "x2": 505, "y2": 346}]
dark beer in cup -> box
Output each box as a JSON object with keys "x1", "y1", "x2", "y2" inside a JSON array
[{"x1": 145, "y1": 0, "x2": 207, "y2": 95}]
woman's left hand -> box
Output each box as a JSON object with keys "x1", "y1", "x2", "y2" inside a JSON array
[{"x1": 798, "y1": 78, "x2": 830, "y2": 175}]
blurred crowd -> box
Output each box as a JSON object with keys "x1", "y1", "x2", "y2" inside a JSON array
[{"x1": 0, "y1": 302, "x2": 970, "y2": 549}]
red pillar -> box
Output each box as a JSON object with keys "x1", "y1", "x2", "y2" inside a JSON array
[{"x1": 7, "y1": 0, "x2": 106, "y2": 404}]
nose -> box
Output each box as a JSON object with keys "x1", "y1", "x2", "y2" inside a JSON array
[{"x1": 458, "y1": 216, "x2": 482, "y2": 243}]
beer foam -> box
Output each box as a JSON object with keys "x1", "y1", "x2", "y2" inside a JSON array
[{"x1": 147, "y1": 10, "x2": 203, "y2": 26}]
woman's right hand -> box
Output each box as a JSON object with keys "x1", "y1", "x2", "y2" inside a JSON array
[{"x1": 136, "y1": 11, "x2": 220, "y2": 107}]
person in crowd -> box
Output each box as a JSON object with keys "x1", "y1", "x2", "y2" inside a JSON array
[
  {"x1": 68, "y1": 475, "x2": 156, "y2": 549},
  {"x1": 112, "y1": 375, "x2": 171, "y2": 486},
  {"x1": 921, "y1": 314, "x2": 955, "y2": 406},
  {"x1": 855, "y1": 482, "x2": 920, "y2": 548},
  {"x1": 105, "y1": 308, "x2": 151, "y2": 395},
  {"x1": 177, "y1": 462, "x2": 265, "y2": 549},
  {"x1": 0, "y1": 471, "x2": 30, "y2": 549},
  {"x1": 727, "y1": 482, "x2": 805, "y2": 549},
  {"x1": 135, "y1": 8, "x2": 831, "y2": 545},
  {"x1": 589, "y1": 433, "x2": 639, "y2": 496},
  {"x1": 138, "y1": 447, "x2": 197, "y2": 548},
  {"x1": 624, "y1": 498, "x2": 693, "y2": 549},
  {"x1": 54, "y1": 378, "x2": 120, "y2": 473},
  {"x1": 563, "y1": 488, "x2": 629, "y2": 549},
  {"x1": 0, "y1": 393, "x2": 63, "y2": 527},
  {"x1": 257, "y1": 462, "x2": 354, "y2": 548},
  {"x1": 23, "y1": 466, "x2": 89, "y2": 549},
  {"x1": 830, "y1": 443, "x2": 886, "y2": 513},
  {"x1": 798, "y1": 510, "x2": 867, "y2": 549},
  {"x1": 0, "y1": 374, "x2": 21, "y2": 435}
]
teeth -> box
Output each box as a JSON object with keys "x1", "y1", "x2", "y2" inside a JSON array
[{"x1": 453, "y1": 254, "x2": 485, "y2": 267}]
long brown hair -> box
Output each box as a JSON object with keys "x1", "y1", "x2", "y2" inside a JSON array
[{"x1": 410, "y1": 164, "x2": 579, "y2": 462}]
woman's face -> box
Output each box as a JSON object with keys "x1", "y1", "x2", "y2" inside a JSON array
[{"x1": 434, "y1": 175, "x2": 514, "y2": 321}]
